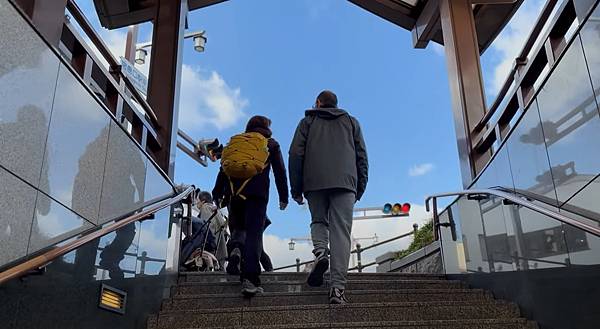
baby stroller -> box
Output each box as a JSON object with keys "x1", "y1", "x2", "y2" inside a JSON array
[{"x1": 181, "y1": 208, "x2": 226, "y2": 272}]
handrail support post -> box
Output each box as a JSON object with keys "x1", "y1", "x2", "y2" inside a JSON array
[{"x1": 356, "y1": 243, "x2": 362, "y2": 273}]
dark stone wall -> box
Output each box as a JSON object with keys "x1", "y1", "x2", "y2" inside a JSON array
[{"x1": 448, "y1": 265, "x2": 600, "y2": 329}]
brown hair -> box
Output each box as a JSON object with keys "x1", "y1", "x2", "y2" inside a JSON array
[{"x1": 245, "y1": 115, "x2": 272, "y2": 138}]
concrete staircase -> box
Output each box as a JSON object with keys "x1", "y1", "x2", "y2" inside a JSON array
[{"x1": 147, "y1": 272, "x2": 537, "y2": 329}]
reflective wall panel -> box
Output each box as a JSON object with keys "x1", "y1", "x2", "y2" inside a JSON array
[
  {"x1": 0, "y1": 167, "x2": 37, "y2": 266},
  {"x1": 28, "y1": 192, "x2": 94, "y2": 254},
  {"x1": 452, "y1": 198, "x2": 490, "y2": 273},
  {"x1": 41, "y1": 65, "x2": 111, "y2": 224},
  {"x1": 144, "y1": 163, "x2": 174, "y2": 201},
  {"x1": 2, "y1": 207, "x2": 178, "y2": 329},
  {"x1": 0, "y1": 1, "x2": 59, "y2": 188},
  {"x1": 580, "y1": 4, "x2": 600, "y2": 99},
  {"x1": 98, "y1": 122, "x2": 148, "y2": 224},
  {"x1": 474, "y1": 147, "x2": 515, "y2": 191},
  {"x1": 536, "y1": 36, "x2": 600, "y2": 203},
  {"x1": 136, "y1": 208, "x2": 170, "y2": 275},
  {"x1": 0, "y1": 0, "x2": 175, "y2": 280},
  {"x1": 506, "y1": 101, "x2": 558, "y2": 206}
]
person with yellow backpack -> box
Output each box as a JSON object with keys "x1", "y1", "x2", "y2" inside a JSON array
[{"x1": 212, "y1": 115, "x2": 289, "y2": 296}]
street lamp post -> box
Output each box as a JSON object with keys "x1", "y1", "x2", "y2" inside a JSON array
[
  {"x1": 134, "y1": 30, "x2": 207, "y2": 65},
  {"x1": 288, "y1": 237, "x2": 312, "y2": 250}
]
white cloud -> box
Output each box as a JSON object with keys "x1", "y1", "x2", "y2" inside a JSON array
[
  {"x1": 263, "y1": 234, "x2": 314, "y2": 270},
  {"x1": 178, "y1": 65, "x2": 248, "y2": 132},
  {"x1": 487, "y1": 0, "x2": 547, "y2": 95},
  {"x1": 409, "y1": 163, "x2": 434, "y2": 177},
  {"x1": 430, "y1": 42, "x2": 445, "y2": 56},
  {"x1": 80, "y1": 28, "x2": 248, "y2": 132}
]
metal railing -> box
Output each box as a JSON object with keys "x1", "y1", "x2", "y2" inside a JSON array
[
  {"x1": 0, "y1": 186, "x2": 195, "y2": 285},
  {"x1": 273, "y1": 224, "x2": 419, "y2": 273},
  {"x1": 60, "y1": 0, "x2": 164, "y2": 161},
  {"x1": 471, "y1": 0, "x2": 587, "y2": 176},
  {"x1": 425, "y1": 188, "x2": 600, "y2": 242}
]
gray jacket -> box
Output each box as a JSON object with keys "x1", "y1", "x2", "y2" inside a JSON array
[{"x1": 288, "y1": 107, "x2": 368, "y2": 200}]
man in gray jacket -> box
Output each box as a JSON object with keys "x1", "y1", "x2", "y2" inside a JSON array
[{"x1": 289, "y1": 90, "x2": 368, "y2": 304}]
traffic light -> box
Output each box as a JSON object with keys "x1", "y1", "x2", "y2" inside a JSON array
[
  {"x1": 382, "y1": 202, "x2": 411, "y2": 216},
  {"x1": 383, "y1": 203, "x2": 393, "y2": 214},
  {"x1": 196, "y1": 138, "x2": 223, "y2": 161}
]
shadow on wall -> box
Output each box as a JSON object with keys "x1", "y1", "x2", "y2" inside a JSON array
[{"x1": 71, "y1": 124, "x2": 147, "y2": 280}]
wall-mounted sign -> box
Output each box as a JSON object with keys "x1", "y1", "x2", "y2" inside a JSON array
[{"x1": 120, "y1": 57, "x2": 148, "y2": 95}]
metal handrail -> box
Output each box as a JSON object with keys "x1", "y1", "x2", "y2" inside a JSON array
[
  {"x1": 351, "y1": 228, "x2": 417, "y2": 254},
  {"x1": 65, "y1": 0, "x2": 160, "y2": 126},
  {"x1": 474, "y1": 0, "x2": 559, "y2": 132},
  {"x1": 273, "y1": 259, "x2": 313, "y2": 272},
  {"x1": 274, "y1": 226, "x2": 419, "y2": 273},
  {"x1": 0, "y1": 186, "x2": 195, "y2": 285},
  {"x1": 425, "y1": 189, "x2": 600, "y2": 239}
]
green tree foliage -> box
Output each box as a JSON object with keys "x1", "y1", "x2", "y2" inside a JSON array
[{"x1": 395, "y1": 221, "x2": 434, "y2": 260}]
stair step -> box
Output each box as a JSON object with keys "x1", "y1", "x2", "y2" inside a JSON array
[
  {"x1": 152, "y1": 301, "x2": 520, "y2": 328},
  {"x1": 163, "y1": 289, "x2": 491, "y2": 309},
  {"x1": 178, "y1": 272, "x2": 445, "y2": 284},
  {"x1": 150, "y1": 318, "x2": 537, "y2": 329},
  {"x1": 175, "y1": 279, "x2": 465, "y2": 295}
]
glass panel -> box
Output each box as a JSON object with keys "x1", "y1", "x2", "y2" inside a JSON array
[
  {"x1": 452, "y1": 197, "x2": 490, "y2": 273},
  {"x1": 574, "y1": 0, "x2": 598, "y2": 20},
  {"x1": 581, "y1": 5, "x2": 600, "y2": 94},
  {"x1": 440, "y1": 192, "x2": 600, "y2": 274},
  {"x1": 28, "y1": 192, "x2": 94, "y2": 254},
  {"x1": 557, "y1": 206, "x2": 600, "y2": 265},
  {"x1": 438, "y1": 206, "x2": 466, "y2": 274},
  {"x1": 0, "y1": 167, "x2": 36, "y2": 267},
  {"x1": 41, "y1": 65, "x2": 111, "y2": 223},
  {"x1": 481, "y1": 0, "x2": 550, "y2": 102},
  {"x1": 0, "y1": 1, "x2": 59, "y2": 188},
  {"x1": 95, "y1": 221, "x2": 141, "y2": 280},
  {"x1": 474, "y1": 147, "x2": 515, "y2": 190},
  {"x1": 98, "y1": 122, "x2": 148, "y2": 224},
  {"x1": 144, "y1": 163, "x2": 174, "y2": 202},
  {"x1": 504, "y1": 205, "x2": 569, "y2": 270},
  {"x1": 506, "y1": 100, "x2": 558, "y2": 205},
  {"x1": 136, "y1": 208, "x2": 170, "y2": 275},
  {"x1": 562, "y1": 175, "x2": 600, "y2": 221},
  {"x1": 3, "y1": 207, "x2": 180, "y2": 328},
  {"x1": 536, "y1": 36, "x2": 600, "y2": 203},
  {"x1": 479, "y1": 196, "x2": 514, "y2": 272}
]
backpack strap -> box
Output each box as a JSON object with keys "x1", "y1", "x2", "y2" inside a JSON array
[{"x1": 229, "y1": 177, "x2": 252, "y2": 200}]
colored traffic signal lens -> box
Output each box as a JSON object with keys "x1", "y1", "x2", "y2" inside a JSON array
[
  {"x1": 383, "y1": 203, "x2": 392, "y2": 214},
  {"x1": 402, "y1": 203, "x2": 411, "y2": 213},
  {"x1": 392, "y1": 203, "x2": 402, "y2": 215}
]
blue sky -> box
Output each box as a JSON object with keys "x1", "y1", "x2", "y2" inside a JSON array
[
  {"x1": 174, "y1": 0, "x2": 461, "y2": 240},
  {"x1": 78, "y1": 0, "x2": 546, "y2": 266}
]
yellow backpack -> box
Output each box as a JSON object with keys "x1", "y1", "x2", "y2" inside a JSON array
[{"x1": 220, "y1": 132, "x2": 270, "y2": 199}]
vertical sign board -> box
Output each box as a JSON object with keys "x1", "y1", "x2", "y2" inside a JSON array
[{"x1": 120, "y1": 57, "x2": 148, "y2": 95}]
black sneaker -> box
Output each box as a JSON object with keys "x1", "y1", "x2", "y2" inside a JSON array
[
  {"x1": 306, "y1": 250, "x2": 329, "y2": 287},
  {"x1": 329, "y1": 288, "x2": 348, "y2": 304},
  {"x1": 241, "y1": 279, "x2": 263, "y2": 297},
  {"x1": 226, "y1": 248, "x2": 241, "y2": 275}
]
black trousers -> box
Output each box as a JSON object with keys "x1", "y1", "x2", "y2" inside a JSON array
[{"x1": 228, "y1": 197, "x2": 267, "y2": 286}]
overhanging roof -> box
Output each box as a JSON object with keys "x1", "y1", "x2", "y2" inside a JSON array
[
  {"x1": 348, "y1": 0, "x2": 524, "y2": 53},
  {"x1": 93, "y1": 0, "x2": 523, "y2": 53},
  {"x1": 93, "y1": 0, "x2": 228, "y2": 29}
]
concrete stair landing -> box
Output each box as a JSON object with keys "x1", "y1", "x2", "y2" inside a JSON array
[{"x1": 147, "y1": 272, "x2": 537, "y2": 329}]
